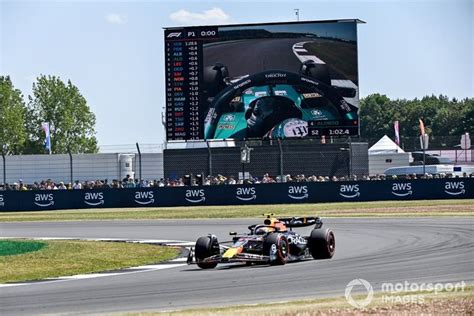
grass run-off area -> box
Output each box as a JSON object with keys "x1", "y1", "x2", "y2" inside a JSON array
[
  {"x1": 0, "y1": 239, "x2": 179, "y2": 283},
  {"x1": 0, "y1": 240, "x2": 45, "y2": 256},
  {"x1": 128, "y1": 286, "x2": 474, "y2": 316},
  {"x1": 0, "y1": 200, "x2": 472, "y2": 222}
]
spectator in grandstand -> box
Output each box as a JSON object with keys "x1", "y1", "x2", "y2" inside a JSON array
[
  {"x1": 124, "y1": 177, "x2": 135, "y2": 188},
  {"x1": 72, "y1": 180, "x2": 82, "y2": 189},
  {"x1": 58, "y1": 181, "x2": 67, "y2": 190},
  {"x1": 18, "y1": 180, "x2": 28, "y2": 191}
]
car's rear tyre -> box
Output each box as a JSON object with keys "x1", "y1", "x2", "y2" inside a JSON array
[
  {"x1": 300, "y1": 60, "x2": 331, "y2": 86},
  {"x1": 263, "y1": 233, "x2": 289, "y2": 265},
  {"x1": 308, "y1": 228, "x2": 335, "y2": 259},
  {"x1": 195, "y1": 236, "x2": 219, "y2": 269}
]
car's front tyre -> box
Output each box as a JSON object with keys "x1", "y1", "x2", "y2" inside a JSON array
[
  {"x1": 195, "y1": 236, "x2": 219, "y2": 269},
  {"x1": 264, "y1": 233, "x2": 289, "y2": 265}
]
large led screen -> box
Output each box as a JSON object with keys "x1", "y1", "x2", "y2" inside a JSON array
[{"x1": 164, "y1": 19, "x2": 361, "y2": 141}]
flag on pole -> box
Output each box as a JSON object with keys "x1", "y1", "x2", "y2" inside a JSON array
[
  {"x1": 419, "y1": 119, "x2": 425, "y2": 136},
  {"x1": 41, "y1": 122, "x2": 51, "y2": 154},
  {"x1": 394, "y1": 121, "x2": 400, "y2": 146}
]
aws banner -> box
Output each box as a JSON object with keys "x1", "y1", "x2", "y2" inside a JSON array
[{"x1": 0, "y1": 178, "x2": 472, "y2": 212}]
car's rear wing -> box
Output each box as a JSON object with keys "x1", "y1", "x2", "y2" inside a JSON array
[{"x1": 278, "y1": 217, "x2": 323, "y2": 228}]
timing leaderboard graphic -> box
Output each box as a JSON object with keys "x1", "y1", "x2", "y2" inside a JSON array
[{"x1": 164, "y1": 20, "x2": 362, "y2": 141}]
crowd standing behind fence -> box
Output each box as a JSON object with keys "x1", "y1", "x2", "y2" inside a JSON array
[{"x1": 1, "y1": 172, "x2": 473, "y2": 191}]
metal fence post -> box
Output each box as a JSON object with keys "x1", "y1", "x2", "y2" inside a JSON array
[
  {"x1": 136, "y1": 142, "x2": 142, "y2": 181},
  {"x1": 349, "y1": 136, "x2": 353, "y2": 178},
  {"x1": 68, "y1": 148, "x2": 73, "y2": 184},
  {"x1": 278, "y1": 138, "x2": 284, "y2": 182},
  {"x1": 1, "y1": 151, "x2": 5, "y2": 190},
  {"x1": 207, "y1": 141, "x2": 212, "y2": 177}
]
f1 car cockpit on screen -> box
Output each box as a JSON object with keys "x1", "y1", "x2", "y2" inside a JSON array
[{"x1": 164, "y1": 19, "x2": 362, "y2": 141}]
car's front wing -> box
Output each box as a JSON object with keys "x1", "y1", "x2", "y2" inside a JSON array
[{"x1": 187, "y1": 249, "x2": 270, "y2": 265}]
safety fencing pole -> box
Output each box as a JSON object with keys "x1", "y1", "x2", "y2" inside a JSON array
[
  {"x1": 136, "y1": 142, "x2": 142, "y2": 181},
  {"x1": 68, "y1": 147, "x2": 73, "y2": 184},
  {"x1": 1, "y1": 150, "x2": 5, "y2": 190},
  {"x1": 207, "y1": 140, "x2": 212, "y2": 177},
  {"x1": 278, "y1": 138, "x2": 284, "y2": 182}
]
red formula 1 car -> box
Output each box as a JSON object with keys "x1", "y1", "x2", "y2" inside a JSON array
[{"x1": 187, "y1": 214, "x2": 335, "y2": 269}]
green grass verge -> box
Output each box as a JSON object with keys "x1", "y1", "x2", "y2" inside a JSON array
[
  {"x1": 128, "y1": 286, "x2": 474, "y2": 315},
  {"x1": 0, "y1": 200, "x2": 473, "y2": 222},
  {"x1": 0, "y1": 240, "x2": 46, "y2": 256},
  {"x1": 0, "y1": 239, "x2": 179, "y2": 283},
  {"x1": 304, "y1": 39, "x2": 358, "y2": 83}
]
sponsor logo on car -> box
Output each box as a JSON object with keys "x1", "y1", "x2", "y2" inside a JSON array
[
  {"x1": 301, "y1": 77, "x2": 318, "y2": 86},
  {"x1": 185, "y1": 189, "x2": 206, "y2": 203},
  {"x1": 235, "y1": 187, "x2": 256, "y2": 201},
  {"x1": 339, "y1": 184, "x2": 360, "y2": 198},
  {"x1": 84, "y1": 192, "x2": 104, "y2": 206},
  {"x1": 223, "y1": 114, "x2": 235, "y2": 122},
  {"x1": 254, "y1": 91, "x2": 267, "y2": 97},
  {"x1": 444, "y1": 181, "x2": 465, "y2": 195},
  {"x1": 303, "y1": 93, "x2": 322, "y2": 99},
  {"x1": 217, "y1": 124, "x2": 235, "y2": 130},
  {"x1": 265, "y1": 73, "x2": 286, "y2": 79},
  {"x1": 288, "y1": 186, "x2": 308, "y2": 200},
  {"x1": 274, "y1": 90, "x2": 288, "y2": 96},
  {"x1": 391, "y1": 183, "x2": 413, "y2": 197},
  {"x1": 310, "y1": 109, "x2": 324, "y2": 117},
  {"x1": 134, "y1": 191, "x2": 154, "y2": 205},
  {"x1": 340, "y1": 99, "x2": 351, "y2": 112},
  {"x1": 287, "y1": 235, "x2": 307, "y2": 245},
  {"x1": 204, "y1": 108, "x2": 215, "y2": 124},
  {"x1": 233, "y1": 79, "x2": 251, "y2": 90},
  {"x1": 34, "y1": 193, "x2": 54, "y2": 207},
  {"x1": 0, "y1": 194, "x2": 4, "y2": 207}
]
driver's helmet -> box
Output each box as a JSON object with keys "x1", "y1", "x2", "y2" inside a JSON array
[
  {"x1": 255, "y1": 226, "x2": 275, "y2": 235},
  {"x1": 246, "y1": 96, "x2": 302, "y2": 137}
]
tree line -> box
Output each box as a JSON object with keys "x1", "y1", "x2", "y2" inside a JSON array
[
  {"x1": 0, "y1": 75, "x2": 98, "y2": 155},
  {"x1": 1, "y1": 75, "x2": 472, "y2": 155},
  {"x1": 360, "y1": 93, "x2": 473, "y2": 139}
]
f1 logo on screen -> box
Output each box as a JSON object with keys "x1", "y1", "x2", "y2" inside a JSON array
[{"x1": 167, "y1": 32, "x2": 182, "y2": 38}]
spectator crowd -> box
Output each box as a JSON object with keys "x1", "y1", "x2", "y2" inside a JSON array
[{"x1": 1, "y1": 172, "x2": 473, "y2": 191}]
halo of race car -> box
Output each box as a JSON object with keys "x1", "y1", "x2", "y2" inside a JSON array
[{"x1": 202, "y1": 60, "x2": 358, "y2": 140}]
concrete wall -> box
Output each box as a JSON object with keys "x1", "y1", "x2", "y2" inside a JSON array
[{"x1": 0, "y1": 153, "x2": 164, "y2": 184}]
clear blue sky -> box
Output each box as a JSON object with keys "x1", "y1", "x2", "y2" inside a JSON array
[{"x1": 1, "y1": 0, "x2": 472, "y2": 146}]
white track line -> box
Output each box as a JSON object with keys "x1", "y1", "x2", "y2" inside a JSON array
[
  {"x1": 0, "y1": 237, "x2": 191, "y2": 287},
  {"x1": 292, "y1": 42, "x2": 325, "y2": 64}
]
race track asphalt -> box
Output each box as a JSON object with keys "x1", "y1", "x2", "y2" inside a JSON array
[
  {"x1": 0, "y1": 218, "x2": 473, "y2": 315},
  {"x1": 203, "y1": 38, "x2": 347, "y2": 80}
]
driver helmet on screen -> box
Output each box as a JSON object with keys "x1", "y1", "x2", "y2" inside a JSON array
[{"x1": 245, "y1": 96, "x2": 302, "y2": 138}]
